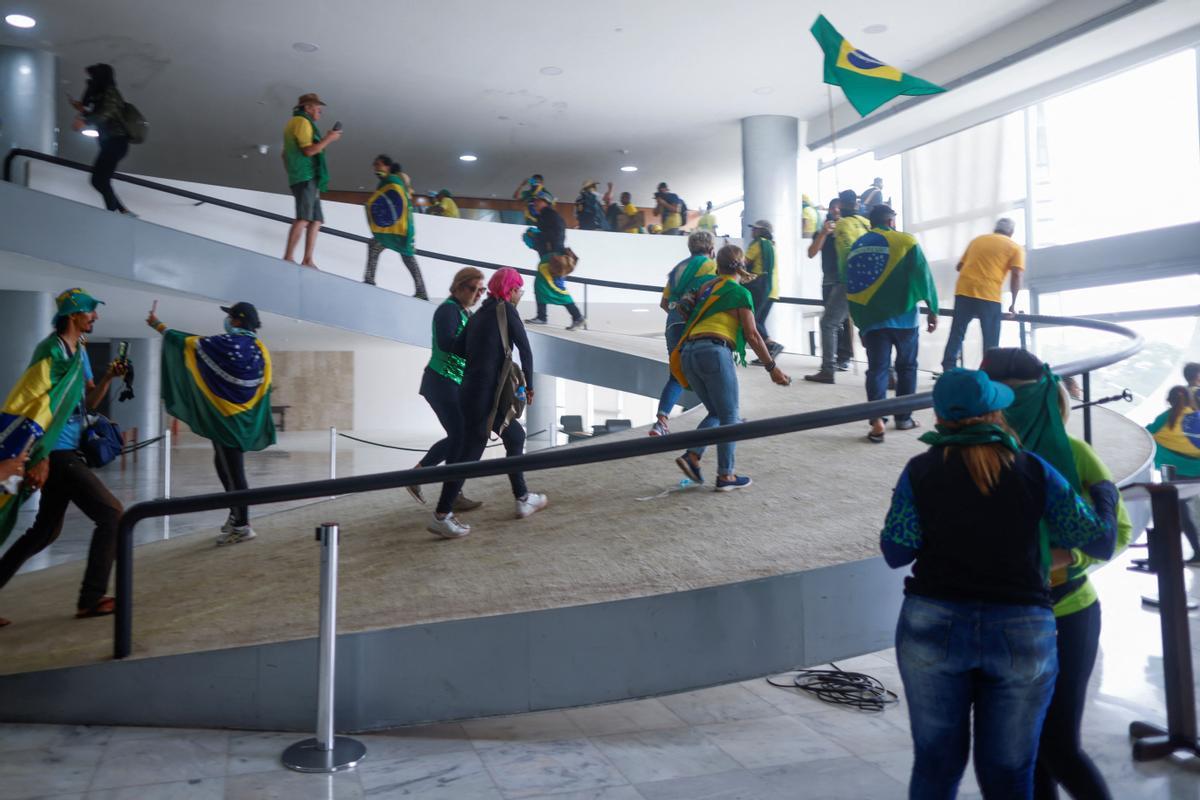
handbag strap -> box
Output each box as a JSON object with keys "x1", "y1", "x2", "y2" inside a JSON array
[{"x1": 485, "y1": 302, "x2": 515, "y2": 438}]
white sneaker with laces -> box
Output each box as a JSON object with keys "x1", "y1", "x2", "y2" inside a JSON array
[
  {"x1": 427, "y1": 513, "x2": 470, "y2": 539},
  {"x1": 515, "y1": 492, "x2": 548, "y2": 519},
  {"x1": 216, "y1": 525, "x2": 256, "y2": 546}
]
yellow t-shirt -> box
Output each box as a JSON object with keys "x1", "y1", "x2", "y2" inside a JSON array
[
  {"x1": 696, "y1": 213, "x2": 717, "y2": 232},
  {"x1": 436, "y1": 197, "x2": 460, "y2": 218},
  {"x1": 689, "y1": 309, "x2": 740, "y2": 343},
  {"x1": 623, "y1": 203, "x2": 641, "y2": 233},
  {"x1": 283, "y1": 116, "x2": 314, "y2": 149},
  {"x1": 663, "y1": 212, "x2": 683, "y2": 230},
  {"x1": 745, "y1": 238, "x2": 779, "y2": 300},
  {"x1": 954, "y1": 233, "x2": 1026, "y2": 303}
]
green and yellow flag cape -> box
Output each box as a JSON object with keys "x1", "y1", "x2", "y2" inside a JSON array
[
  {"x1": 845, "y1": 228, "x2": 939, "y2": 329},
  {"x1": 0, "y1": 334, "x2": 87, "y2": 545},
  {"x1": 1148, "y1": 409, "x2": 1200, "y2": 478},
  {"x1": 810, "y1": 15, "x2": 946, "y2": 117},
  {"x1": 669, "y1": 276, "x2": 753, "y2": 388},
  {"x1": 366, "y1": 174, "x2": 415, "y2": 256},
  {"x1": 161, "y1": 330, "x2": 276, "y2": 452}
]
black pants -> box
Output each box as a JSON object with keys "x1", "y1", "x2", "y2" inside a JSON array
[
  {"x1": 212, "y1": 444, "x2": 249, "y2": 526},
  {"x1": 748, "y1": 278, "x2": 773, "y2": 341},
  {"x1": 92, "y1": 137, "x2": 130, "y2": 212},
  {"x1": 0, "y1": 450, "x2": 121, "y2": 609},
  {"x1": 419, "y1": 371, "x2": 463, "y2": 468},
  {"x1": 364, "y1": 241, "x2": 427, "y2": 298},
  {"x1": 535, "y1": 301, "x2": 583, "y2": 323},
  {"x1": 435, "y1": 417, "x2": 528, "y2": 514},
  {"x1": 1033, "y1": 600, "x2": 1111, "y2": 799}
]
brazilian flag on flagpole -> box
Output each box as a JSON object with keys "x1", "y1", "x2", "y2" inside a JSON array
[
  {"x1": 810, "y1": 15, "x2": 946, "y2": 117},
  {"x1": 845, "y1": 229, "x2": 939, "y2": 330},
  {"x1": 160, "y1": 330, "x2": 276, "y2": 452}
]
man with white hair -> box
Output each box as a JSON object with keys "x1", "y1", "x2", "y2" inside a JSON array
[{"x1": 940, "y1": 217, "x2": 1026, "y2": 373}]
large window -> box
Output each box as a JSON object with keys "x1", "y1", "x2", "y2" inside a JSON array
[
  {"x1": 815, "y1": 151, "x2": 903, "y2": 227},
  {"x1": 1031, "y1": 48, "x2": 1200, "y2": 247}
]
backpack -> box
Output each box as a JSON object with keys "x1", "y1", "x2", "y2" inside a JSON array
[
  {"x1": 485, "y1": 303, "x2": 528, "y2": 438},
  {"x1": 548, "y1": 248, "x2": 579, "y2": 278},
  {"x1": 118, "y1": 102, "x2": 148, "y2": 144},
  {"x1": 676, "y1": 197, "x2": 688, "y2": 227}
]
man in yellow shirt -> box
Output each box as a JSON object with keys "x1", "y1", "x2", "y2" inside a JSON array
[
  {"x1": 745, "y1": 220, "x2": 782, "y2": 359},
  {"x1": 281, "y1": 93, "x2": 341, "y2": 268},
  {"x1": 940, "y1": 218, "x2": 1025, "y2": 372},
  {"x1": 430, "y1": 190, "x2": 460, "y2": 218},
  {"x1": 696, "y1": 201, "x2": 718, "y2": 234}
]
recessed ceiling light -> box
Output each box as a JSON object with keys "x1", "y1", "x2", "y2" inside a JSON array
[
  {"x1": 620, "y1": 165, "x2": 638, "y2": 172},
  {"x1": 81, "y1": 128, "x2": 99, "y2": 138},
  {"x1": 5, "y1": 13, "x2": 36, "y2": 28},
  {"x1": 539, "y1": 66, "x2": 563, "y2": 76},
  {"x1": 18, "y1": 64, "x2": 31, "y2": 75},
  {"x1": 631, "y1": 308, "x2": 649, "y2": 313},
  {"x1": 863, "y1": 24, "x2": 887, "y2": 34},
  {"x1": 292, "y1": 41, "x2": 319, "y2": 53},
  {"x1": 459, "y1": 154, "x2": 477, "y2": 162},
  {"x1": 753, "y1": 86, "x2": 774, "y2": 95}
]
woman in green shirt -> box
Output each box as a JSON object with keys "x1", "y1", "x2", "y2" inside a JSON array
[{"x1": 982, "y1": 348, "x2": 1131, "y2": 800}]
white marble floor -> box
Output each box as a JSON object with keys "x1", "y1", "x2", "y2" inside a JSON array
[{"x1": 4, "y1": 544, "x2": 1200, "y2": 799}]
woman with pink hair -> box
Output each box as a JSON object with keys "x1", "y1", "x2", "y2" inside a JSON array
[{"x1": 428, "y1": 267, "x2": 548, "y2": 538}]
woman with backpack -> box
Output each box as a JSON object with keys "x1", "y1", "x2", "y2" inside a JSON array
[
  {"x1": 880, "y1": 368, "x2": 1119, "y2": 798},
  {"x1": 427, "y1": 267, "x2": 548, "y2": 539},
  {"x1": 671, "y1": 245, "x2": 791, "y2": 491},
  {"x1": 69, "y1": 64, "x2": 134, "y2": 215}
]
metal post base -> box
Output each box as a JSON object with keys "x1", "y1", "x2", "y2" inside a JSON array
[
  {"x1": 282, "y1": 737, "x2": 366, "y2": 773},
  {"x1": 1141, "y1": 594, "x2": 1200, "y2": 611},
  {"x1": 1130, "y1": 720, "x2": 1200, "y2": 762}
]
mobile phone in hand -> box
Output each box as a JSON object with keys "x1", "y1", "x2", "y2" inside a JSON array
[
  {"x1": 331, "y1": 121, "x2": 343, "y2": 132},
  {"x1": 118, "y1": 341, "x2": 129, "y2": 360}
]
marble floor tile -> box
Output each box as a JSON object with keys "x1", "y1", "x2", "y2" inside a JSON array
[
  {"x1": 800, "y1": 708, "x2": 911, "y2": 757},
  {"x1": 463, "y1": 711, "x2": 584, "y2": 749},
  {"x1": 529, "y1": 788, "x2": 644, "y2": 800},
  {"x1": 0, "y1": 743, "x2": 105, "y2": 799},
  {"x1": 0, "y1": 724, "x2": 111, "y2": 754},
  {"x1": 696, "y1": 714, "x2": 851, "y2": 770},
  {"x1": 84, "y1": 776, "x2": 224, "y2": 799},
  {"x1": 564, "y1": 699, "x2": 685, "y2": 737},
  {"x1": 592, "y1": 728, "x2": 740, "y2": 784},
  {"x1": 476, "y1": 738, "x2": 627, "y2": 799},
  {"x1": 753, "y1": 756, "x2": 906, "y2": 799},
  {"x1": 737, "y1": 679, "x2": 838, "y2": 717},
  {"x1": 657, "y1": 686, "x2": 781, "y2": 727},
  {"x1": 226, "y1": 731, "x2": 299, "y2": 776},
  {"x1": 223, "y1": 768, "x2": 364, "y2": 800},
  {"x1": 357, "y1": 723, "x2": 475, "y2": 763},
  {"x1": 633, "y1": 768, "x2": 783, "y2": 800},
  {"x1": 356, "y1": 749, "x2": 499, "y2": 799},
  {"x1": 90, "y1": 731, "x2": 229, "y2": 790}
]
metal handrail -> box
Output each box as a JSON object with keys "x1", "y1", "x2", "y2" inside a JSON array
[{"x1": 108, "y1": 309, "x2": 1143, "y2": 659}]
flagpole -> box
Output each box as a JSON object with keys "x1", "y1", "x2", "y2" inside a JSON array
[{"x1": 826, "y1": 86, "x2": 840, "y2": 191}]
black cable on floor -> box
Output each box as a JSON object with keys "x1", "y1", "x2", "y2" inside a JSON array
[{"x1": 767, "y1": 662, "x2": 899, "y2": 712}]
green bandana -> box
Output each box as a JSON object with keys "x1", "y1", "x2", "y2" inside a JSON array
[
  {"x1": 1000, "y1": 365, "x2": 1081, "y2": 491},
  {"x1": 919, "y1": 422, "x2": 1020, "y2": 454}
]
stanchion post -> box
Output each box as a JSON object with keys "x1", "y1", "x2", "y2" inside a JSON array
[
  {"x1": 1082, "y1": 372, "x2": 1093, "y2": 445},
  {"x1": 1130, "y1": 483, "x2": 1200, "y2": 760},
  {"x1": 282, "y1": 523, "x2": 366, "y2": 773},
  {"x1": 329, "y1": 427, "x2": 337, "y2": 480},
  {"x1": 583, "y1": 283, "x2": 589, "y2": 321},
  {"x1": 162, "y1": 429, "x2": 171, "y2": 500}
]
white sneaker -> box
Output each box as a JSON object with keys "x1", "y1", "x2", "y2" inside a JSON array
[
  {"x1": 515, "y1": 492, "x2": 548, "y2": 519},
  {"x1": 219, "y1": 513, "x2": 237, "y2": 534},
  {"x1": 216, "y1": 525, "x2": 256, "y2": 546},
  {"x1": 427, "y1": 513, "x2": 470, "y2": 539}
]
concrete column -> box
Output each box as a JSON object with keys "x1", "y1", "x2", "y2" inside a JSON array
[
  {"x1": 0, "y1": 46, "x2": 57, "y2": 180},
  {"x1": 525, "y1": 372, "x2": 557, "y2": 451},
  {"x1": 0, "y1": 290, "x2": 55, "y2": 394},
  {"x1": 742, "y1": 115, "x2": 800, "y2": 349},
  {"x1": 105, "y1": 336, "x2": 162, "y2": 443}
]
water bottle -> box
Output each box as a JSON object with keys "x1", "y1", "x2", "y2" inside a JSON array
[
  {"x1": 678, "y1": 478, "x2": 693, "y2": 489},
  {"x1": 516, "y1": 386, "x2": 527, "y2": 402}
]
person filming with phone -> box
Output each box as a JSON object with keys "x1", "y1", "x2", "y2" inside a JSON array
[{"x1": 282, "y1": 93, "x2": 342, "y2": 268}]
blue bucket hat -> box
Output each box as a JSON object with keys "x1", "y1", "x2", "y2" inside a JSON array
[{"x1": 933, "y1": 368, "x2": 1015, "y2": 422}]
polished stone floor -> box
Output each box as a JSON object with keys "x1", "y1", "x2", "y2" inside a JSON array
[{"x1": 3, "y1": 543, "x2": 1200, "y2": 799}]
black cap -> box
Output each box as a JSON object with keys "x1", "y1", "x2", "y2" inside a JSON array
[
  {"x1": 220, "y1": 301, "x2": 261, "y2": 330},
  {"x1": 980, "y1": 347, "x2": 1043, "y2": 382},
  {"x1": 838, "y1": 189, "x2": 859, "y2": 207}
]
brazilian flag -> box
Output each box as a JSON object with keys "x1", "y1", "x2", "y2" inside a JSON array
[
  {"x1": 810, "y1": 15, "x2": 946, "y2": 117},
  {"x1": 366, "y1": 175, "x2": 414, "y2": 256},
  {"x1": 161, "y1": 330, "x2": 275, "y2": 452},
  {"x1": 1148, "y1": 410, "x2": 1200, "y2": 478},
  {"x1": 0, "y1": 334, "x2": 88, "y2": 546},
  {"x1": 845, "y1": 229, "x2": 938, "y2": 329}
]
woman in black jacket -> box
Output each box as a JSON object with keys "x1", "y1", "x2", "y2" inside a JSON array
[
  {"x1": 428, "y1": 268, "x2": 547, "y2": 538},
  {"x1": 69, "y1": 64, "x2": 133, "y2": 214}
]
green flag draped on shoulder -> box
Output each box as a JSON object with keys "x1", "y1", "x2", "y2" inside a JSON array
[
  {"x1": 160, "y1": 330, "x2": 276, "y2": 452},
  {"x1": 365, "y1": 174, "x2": 415, "y2": 256},
  {"x1": 669, "y1": 276, "x2": 754, "y2": 388},
  {"x1": 0, "y1": 335, "x2": 87, "y2": 546},
  {"x1": 845, "y1": 229, "x2": 938, "y2": 330},
  {"x1": 810, "y1": 15, "x2": 946, "y2": 117}
]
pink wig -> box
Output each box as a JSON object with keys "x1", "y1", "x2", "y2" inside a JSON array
[{"x1": 488, "y1": 267, "x2": 525, "y2": 303}]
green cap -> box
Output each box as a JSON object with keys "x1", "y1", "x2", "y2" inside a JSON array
[{"x1": 54, "y1": 288, "x2": 104, "y2": 319}]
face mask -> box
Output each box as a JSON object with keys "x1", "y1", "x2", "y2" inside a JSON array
[{"x1": 224, "y1": 319, "x2": 236, "y2": 334}]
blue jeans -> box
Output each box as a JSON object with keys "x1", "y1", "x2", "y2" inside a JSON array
[
  {"x1": 657, "y1": 308, "x2": 686, "y2": 417},
  {"x1": 897, "y1": 595, "x2": 1058, "y2": 800},
  {"x1": 941, "y1": 295, "x2": 1002, "y2": 372},
  {"x1": 863, "y1": 326, "x2": 918, "y2": 423},
  {"x1": 680, "y1": 338, "x2": 739, "y2": 475}
]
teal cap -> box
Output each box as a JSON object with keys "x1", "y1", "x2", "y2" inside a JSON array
[
  {"x1": 932, "y1": 368, "x2": 1014, "y2": 422},
  {"x1": 54, "y1": 287, "x2": 104, "y2": 319}
]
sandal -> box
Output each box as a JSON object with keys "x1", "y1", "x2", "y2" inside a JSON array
[
  {"x1": 75, "y1": 596, "x2": 115, "y2": 619},
  {"x1": 867, "y1": 429, "x2": 885, "y2": 444}
]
